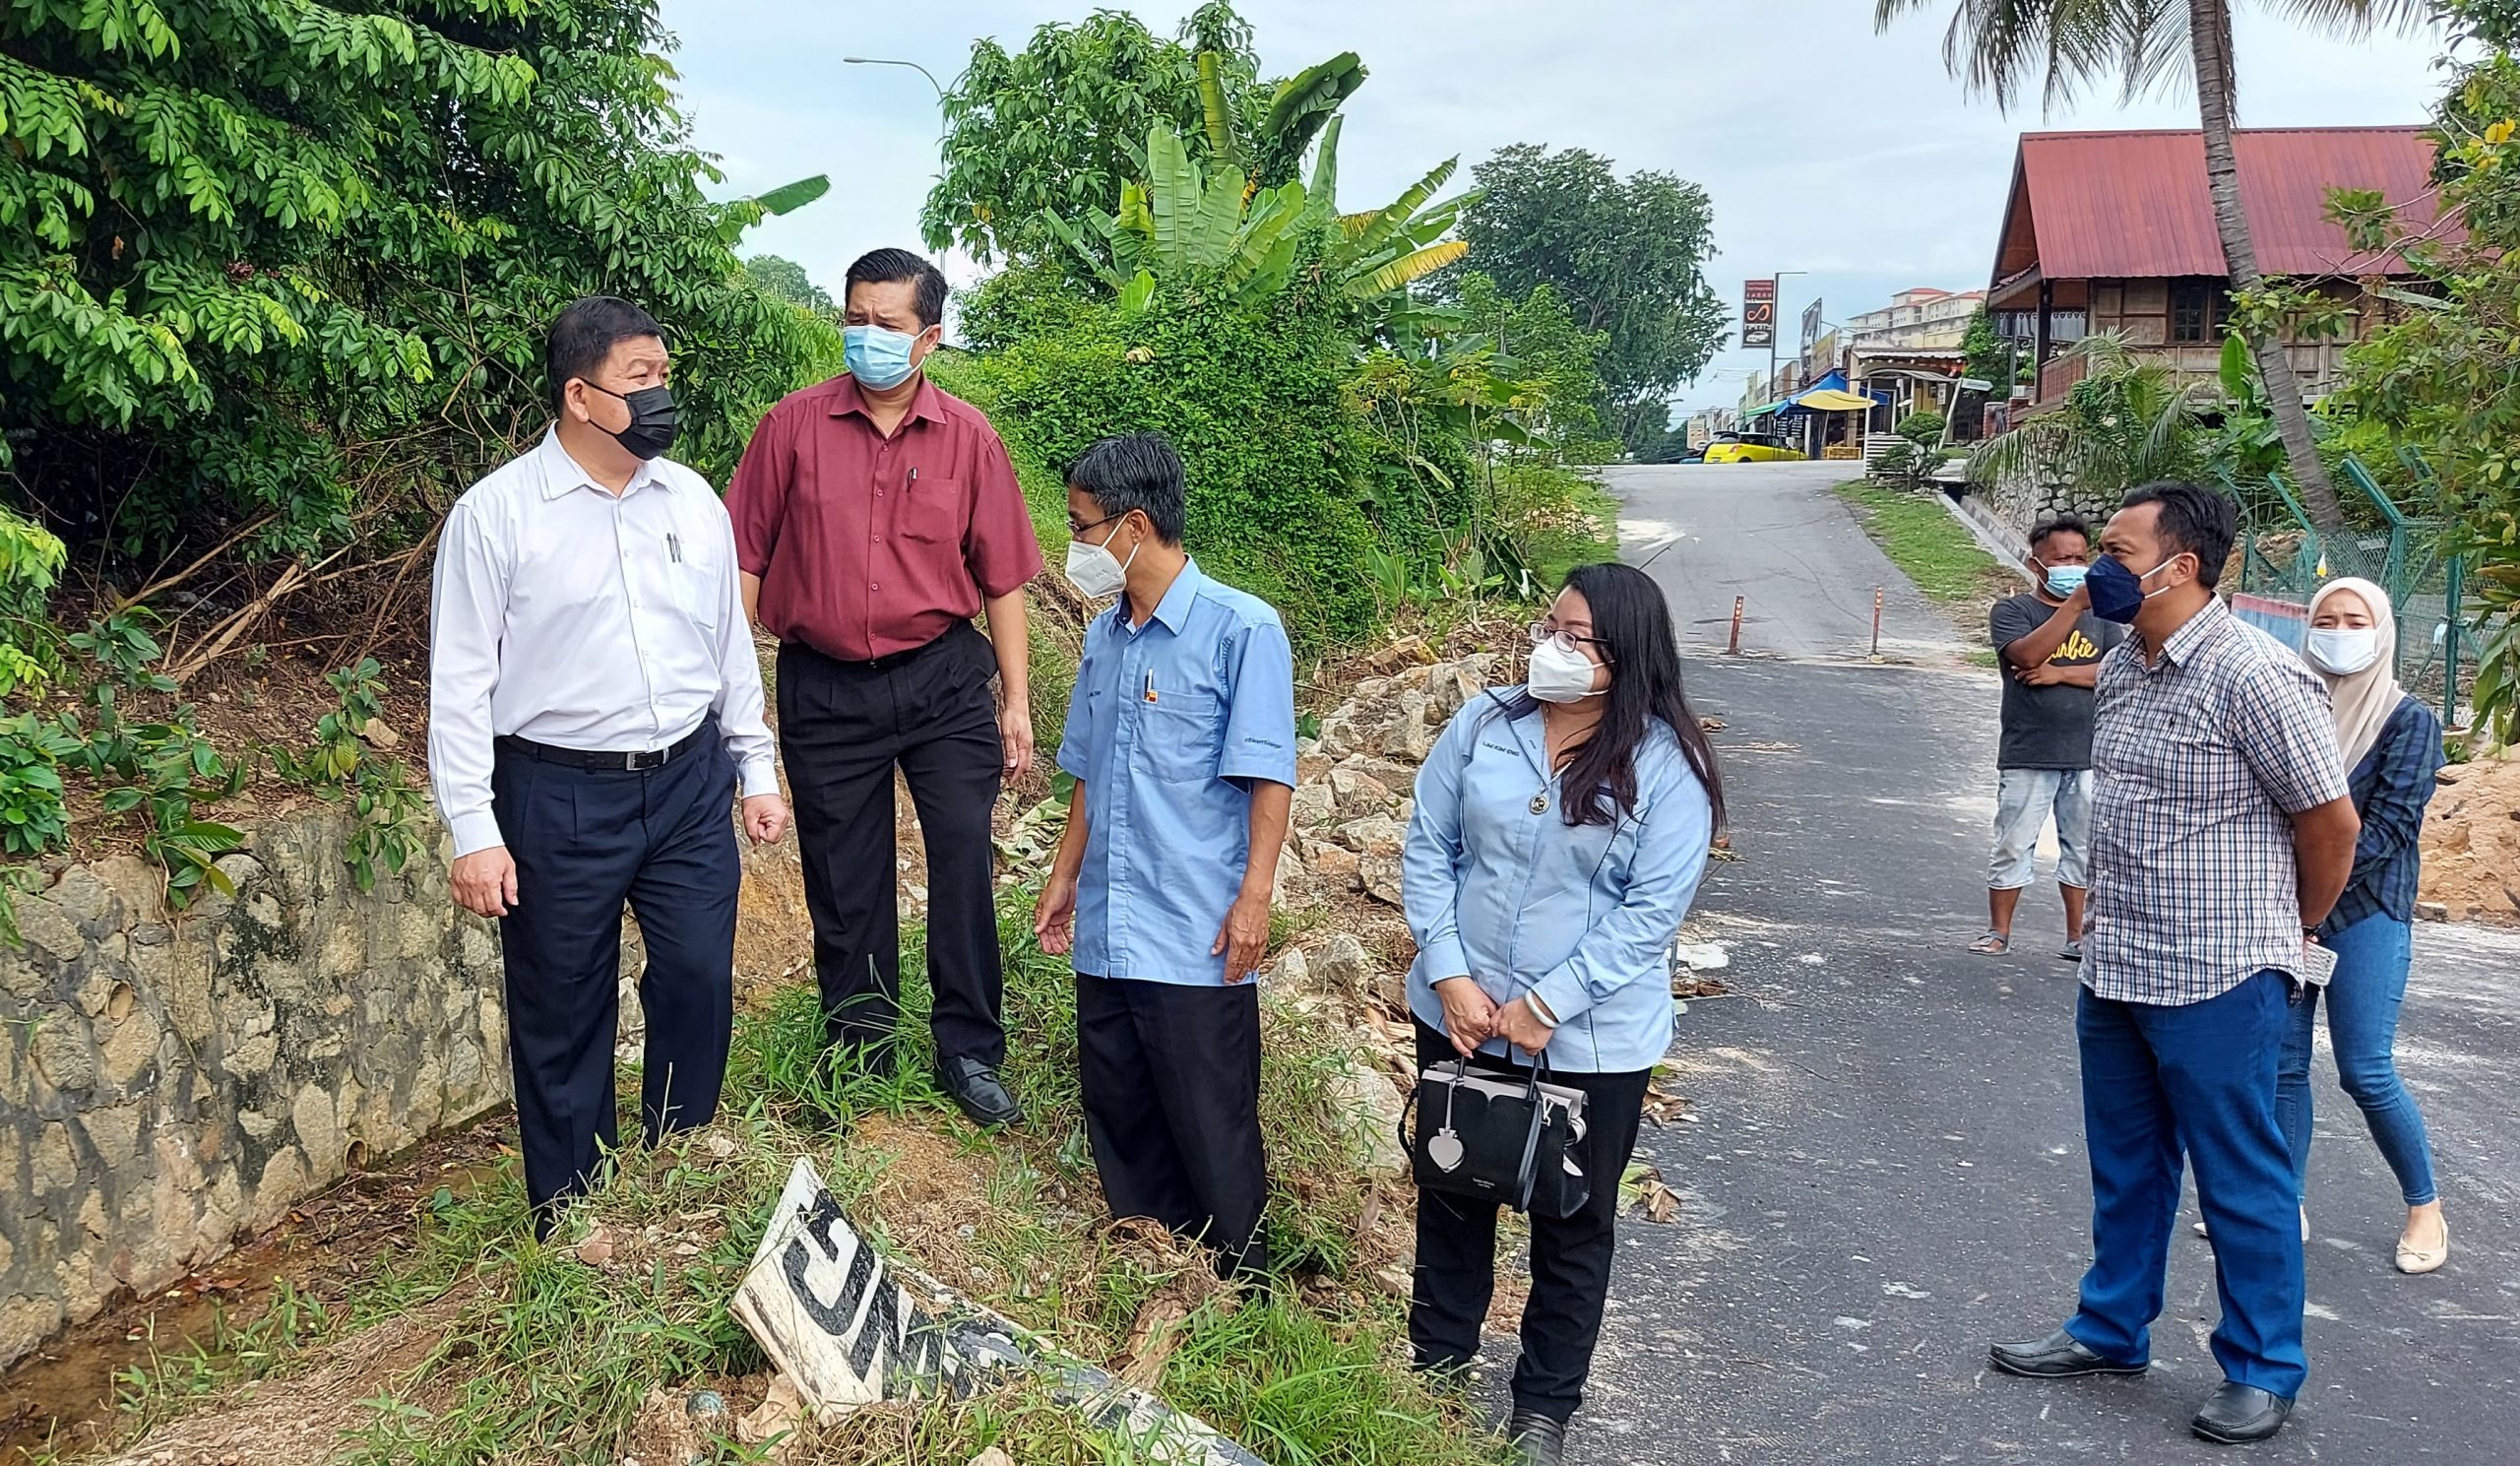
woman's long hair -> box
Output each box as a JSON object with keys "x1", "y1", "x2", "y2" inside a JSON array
[{"x1": 1503, "y1": 561, "x2": 1725, "y2": 830}]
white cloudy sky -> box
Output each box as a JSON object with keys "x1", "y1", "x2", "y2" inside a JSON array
[{"x1": 661, "y1": 0, "x2": 2452, "y2": 416}]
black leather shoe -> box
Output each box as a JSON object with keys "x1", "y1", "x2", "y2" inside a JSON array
[
  {"x1": 1505, "y1": 1411, "x2": 1567, "y2": 1466},
  {"x1": 936, "y1": 1055, "x2": 1025, "y2": 1128},
  {"x1": 2191, "y1": 1382, "x2": 2294, "y2": 1443},
  {"x1": 1988, "y1": 1328, "x2": 2149, "y2": 1378}
]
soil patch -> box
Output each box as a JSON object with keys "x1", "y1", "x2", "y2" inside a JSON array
[
  {"x1": 1, "y1": 1119, "x2": 508, "y2": 1464},
  {"x1": 2419, "y1": 753, "x2": 2520, "y2": 925}
]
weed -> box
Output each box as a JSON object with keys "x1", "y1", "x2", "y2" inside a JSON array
[
  {"x1": 271, "y1": 659, "x2": 430, "y2": 893},
  {"x1": 1832, "y1": 481, "x2": 2017, "y2": 607}
]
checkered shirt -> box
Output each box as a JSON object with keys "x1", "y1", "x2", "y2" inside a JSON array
[{"x1": 2085, "y1": 598, "x2": 2350, "y2": 1006}]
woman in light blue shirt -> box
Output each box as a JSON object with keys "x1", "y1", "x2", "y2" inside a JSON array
[{"x1": 1402, "y1": 561, "x2": 1722, "y2": 1466}]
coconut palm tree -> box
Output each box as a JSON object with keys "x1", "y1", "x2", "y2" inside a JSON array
[{"x1": 1876, "y1": 0, "x2": 2431, "y2": 532}]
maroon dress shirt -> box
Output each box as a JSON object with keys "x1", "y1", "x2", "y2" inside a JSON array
[{"x1": 727, "y1": 374, "x2": 1043, "y2": 662}]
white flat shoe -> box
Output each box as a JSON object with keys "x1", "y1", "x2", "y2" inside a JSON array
[{"x1": 2396, "y1": 1223, "x2": 2448, "y2": 1275}]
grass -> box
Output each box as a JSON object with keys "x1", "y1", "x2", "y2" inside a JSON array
[
  {"x1": 1832, "y1": 479, "x2": 2017, "y2": 606},
  {"x1": 86, "y1": 898, "x2": 1502, "y2": 1466}
]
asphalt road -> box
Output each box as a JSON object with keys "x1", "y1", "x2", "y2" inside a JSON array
[
  {"x1": 1541, "y1": 463, "x2": 2520, "y2": 1465},
  {"x1": 1602, "y1": 463, "x2": 1968, "y2": 665}
]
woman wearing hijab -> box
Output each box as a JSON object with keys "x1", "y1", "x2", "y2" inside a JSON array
[
  {"x1": 2281, "y1": 577, "x2": 2449, "y2": 1273},
  {"x1": 1401, "y1": 562, "x2": 1723, "y2": 1466}
]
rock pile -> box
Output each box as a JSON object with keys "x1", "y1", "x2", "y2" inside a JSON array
[{"x1": 1282, "y1": 653, "x2": 1503, "y2": 909}]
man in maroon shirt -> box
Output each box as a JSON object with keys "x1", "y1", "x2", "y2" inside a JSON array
[{"x1": 727, "y1": 248, "x2": 1042, "y2": 1127}]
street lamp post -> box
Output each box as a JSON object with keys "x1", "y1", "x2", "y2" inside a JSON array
[
  {"x1": 1768, "y1": 270, "x2": 1806, "y2": 401},
  {"x1": 843, "y1": 56, "x2": 950, "y2": 267}
]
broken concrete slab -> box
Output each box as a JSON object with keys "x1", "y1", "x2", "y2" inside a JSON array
[{"x1": 732, "y1": 1158, "x2": 1266, "y2": 1466}]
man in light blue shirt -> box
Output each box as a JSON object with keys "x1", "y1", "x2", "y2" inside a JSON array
[{"x1": 1034, "y1": 433, "x2": 1295, "y2": 1277}]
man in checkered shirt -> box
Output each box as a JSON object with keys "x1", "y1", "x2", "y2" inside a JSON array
[{"x1": 1987, "y1": 481, "x2": 2360, "y2": 1446}]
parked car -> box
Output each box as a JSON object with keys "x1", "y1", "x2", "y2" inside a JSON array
[{"x1": 1700, "y1": 432, "x2": 1807, "y2": 464}]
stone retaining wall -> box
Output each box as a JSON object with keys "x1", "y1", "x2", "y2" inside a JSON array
[{"x1": 0, "y1": 809, "x2": 510, "y2": 1369}]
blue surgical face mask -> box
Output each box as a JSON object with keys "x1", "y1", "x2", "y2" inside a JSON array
[
  {"x1": 2042, "y1": 562, "x2": 2088, "y2": 598},
  {"x1": 844, "y1": 324, "x2": 926, "y2": 390},
  {"x1": 2084, "y1": 551, "x2": 2184, "y2": 624}
]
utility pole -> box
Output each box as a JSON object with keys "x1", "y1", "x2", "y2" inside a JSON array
[{"x1": 1769, "y1": 270, "x2": 1806, "y2": 401}]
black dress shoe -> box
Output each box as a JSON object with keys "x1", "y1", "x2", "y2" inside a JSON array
[
  {"x1": 1505, "y1": 1410, "x2": 1566, "y2": 1466},
  {"x1": 1988, "y1": 1328, "x2": 2149, "y2": 1378},
  {"x1": 936, "y1": 1055, "x2": 1025, "y2": 1127},
  {"x1": 2191, "y1": 1382, "x2": 2293, "y2": 1443}
]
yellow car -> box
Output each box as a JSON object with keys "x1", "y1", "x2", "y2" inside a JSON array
[{"x1": 1700, "y1": 433, "x2": 1807, "y2": 464}]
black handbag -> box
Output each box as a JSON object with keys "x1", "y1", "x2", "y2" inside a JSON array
[{"x1": 1401, "y1": 1053, "x2": 1592, "y2": 1219}]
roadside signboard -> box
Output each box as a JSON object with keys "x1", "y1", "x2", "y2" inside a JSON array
[
  {"x1": 1800, "y1": 298, "x2": 1824, "y2": 354},
  {"x1": 1742, "y1": 279, "x2": 1775, "y2": 350}
]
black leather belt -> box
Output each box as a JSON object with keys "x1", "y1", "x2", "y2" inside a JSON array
[{"x1": 495, "y1": 723, "x2": 708, "y2": 772}]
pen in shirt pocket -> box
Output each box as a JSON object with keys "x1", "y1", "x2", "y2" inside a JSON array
[
  {"x1": 665, "y1": 532, "x2": 682, "y2": 564},
  {"x1": 1144, "y1": 669, "x2": 1158, "y2": 703}
]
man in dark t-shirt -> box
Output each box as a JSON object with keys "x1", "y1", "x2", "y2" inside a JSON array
[{"x1": 1972, "y1": 514, "x2": 2124, "y2": 960}]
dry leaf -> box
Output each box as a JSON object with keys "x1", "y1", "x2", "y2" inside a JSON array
[
  {"x1": 576, "y1": 1228, "x2": 615, "y2": 1267},
  {"x1": 737, "y1": 1376, "x2": 806, "y2": 1447}
]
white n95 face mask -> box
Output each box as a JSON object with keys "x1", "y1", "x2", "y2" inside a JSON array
[
  {"x1": 1527, "y1": 637, "x2": 1605, "y2": 704},
  {"x1": 1065, "y1": 524, "x2": 1136, "y2": 600},
  {"x1": 2304, "y1": 626, "x2": 2381, "y2": 676}
]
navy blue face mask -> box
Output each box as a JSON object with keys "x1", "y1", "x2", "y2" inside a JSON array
[{"x1": 2085, "y1": 551, "x2": 2184, "y2": 624}]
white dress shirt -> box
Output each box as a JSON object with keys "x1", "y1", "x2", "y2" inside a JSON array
[{"x1": 428, "y1": 429, "x2": 779, "y2": 859}]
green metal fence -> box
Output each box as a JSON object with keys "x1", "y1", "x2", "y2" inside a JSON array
[{"x1": 2228, "y1": 455, "x2": 2478, "y2": 728}]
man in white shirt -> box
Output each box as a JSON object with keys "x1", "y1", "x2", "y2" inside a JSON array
[{"x1": 428, "y1": 295, "x2": 789, "y2": 1236}]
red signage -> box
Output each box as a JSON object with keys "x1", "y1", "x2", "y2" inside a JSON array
[{"x1": 1742, "y1": 279, "x2": 1776, "y2": 350}]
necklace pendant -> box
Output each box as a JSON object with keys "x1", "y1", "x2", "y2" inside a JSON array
[{"x1": 1529, "y1": 793, "x2": 1548, "y2": 815}]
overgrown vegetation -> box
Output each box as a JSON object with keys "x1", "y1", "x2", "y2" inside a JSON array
[
  {"x1": 0, "y1": 0, "x2": 841, "y2": 910},
  {"x1": 86, "y1": 906, "x2": 1502, "y2": 1466},
  {"x1": 1834, "y1": 481, "x2": 2016, "y2": 607},
  {"x1": 928, "y1": 5, "x2": 1638, "y2": 661},
  {"x1": 2327, "y1": 0, "x2": 2520, "y2": 740}
]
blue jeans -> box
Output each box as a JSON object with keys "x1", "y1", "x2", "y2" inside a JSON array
[
  {"x1": 2067, "y1": 972, "x2": 2306, "y2": 1398},
  {"x1": 2277, "y1": 913, "x2": 2438, "y2": 1207}
]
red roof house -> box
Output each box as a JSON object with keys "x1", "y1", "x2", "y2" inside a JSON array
[{"x1": 1987, "y1": 126, "x2": 2444, "y2": 407}]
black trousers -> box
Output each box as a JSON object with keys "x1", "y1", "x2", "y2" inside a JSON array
[
  {"x1": 1077, "y1": 974, "x2": 1269, "y2": 1276},
  {"x1": 1409, "y1": 1019, "x2": 1651, "y2": 1424},
  {"x1": 777, "y1": 623, "x2": 1005, "y2": 1067},
  {"x1": 494, "y1": 734, "x2": 740, "y2": 1232}
]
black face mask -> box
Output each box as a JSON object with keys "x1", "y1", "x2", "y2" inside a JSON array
[{"x1": 582, "y1": 382, "x2": 678, "y2": 461}]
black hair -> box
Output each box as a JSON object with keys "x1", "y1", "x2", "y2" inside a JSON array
[
  {"x1": 1498, "y1": 562, "x2": 1725, "y2": 831},
  {"x1": 545, "y1": 295, "x2": 663, "y2": 411},
  {"x1": 2028, "y1": 513, "x2": 2093, "y2": 554},
  {"x1": 1065, "y1": 432, "x2": 1187, "y2": 545},
  {"x1": 844, "y1": 247, "x2": 948, "y2": 330},
  {"x1": 2120, "y1": 479, "x2": 2236, "y2": 589}
]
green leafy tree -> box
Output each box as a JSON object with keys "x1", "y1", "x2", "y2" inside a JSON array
[
  {"x1": 1961, "y1": 303, "x2": 2022, "y2": 391},
  {"x1": 1875, "y1": 0, "x2": 2432, "y2": 535},
  {"x1": 744, "y1": 253, "x2": 834, "y2": 315},
  {"x1": 1452, "y1": 272, "x2": 1617, "y2": 462},
  {"x1": 921, "y1": 4, "x2": 1267, "y2": 262},
  {"x1": 1450, "y1": 144, "x2": 1729, "y2": 457},
  {"x1": 2331, "y1": 0, "x2": 2520, "y2": 740},
  {"x1": 3, "y1": 0, "x2": 833, "y2": 590}
]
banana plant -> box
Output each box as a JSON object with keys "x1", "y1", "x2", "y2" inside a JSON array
[{"x1": 1038, "y1": 117, "x2": 1476, "y2": 328}]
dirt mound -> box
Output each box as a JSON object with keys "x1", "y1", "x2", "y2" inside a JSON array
[
  {"x1": 100, "y1": 1281, "x2": 476, "y2": 1466},
  {"x1": 2420, "y1": 753, "x2": 2520, "y2": 925}
]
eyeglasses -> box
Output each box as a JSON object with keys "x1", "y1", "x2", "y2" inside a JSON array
[
  {"x1": 1067, "y1": 510, "x2": 1124, "y2": 539},
  {"x1": 1529, "y1": 622, "x2": 1611, "y2": 657}
]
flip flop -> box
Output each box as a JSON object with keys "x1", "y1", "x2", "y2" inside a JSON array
[{"x1": 1969, "y1": 930, "x2": 2010, "y2": 955}]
